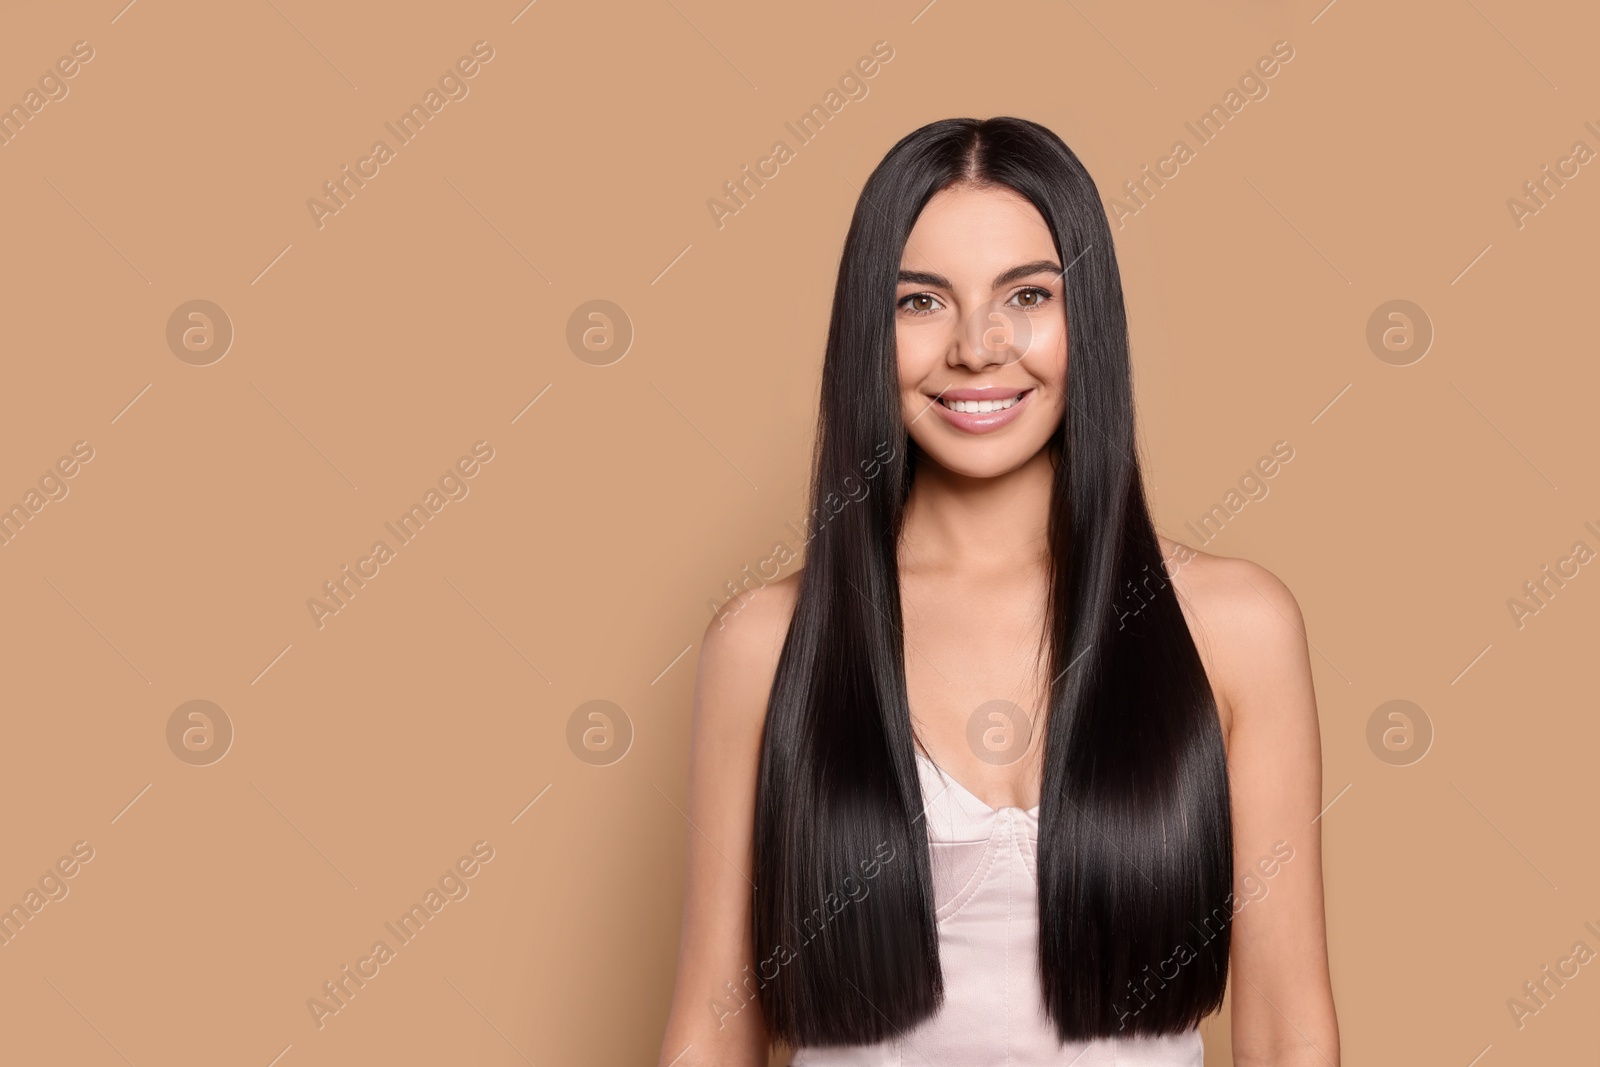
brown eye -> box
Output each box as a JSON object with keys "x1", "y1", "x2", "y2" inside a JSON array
[
  {"x1": 1011, "y1": 286, "x2": 1051, "y2": 308},
  {"x1": 899, "y1": 293, "x2": 942, "y2": 315}
]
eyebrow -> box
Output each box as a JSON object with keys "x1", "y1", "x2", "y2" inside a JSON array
[{"x1": 896, "y1": 259, "x2": 1064, "y2": 291}]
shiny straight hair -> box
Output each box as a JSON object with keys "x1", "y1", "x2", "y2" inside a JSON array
[{"x1": 751, "y1": 117, "x2": 1232, "y2": 1046}]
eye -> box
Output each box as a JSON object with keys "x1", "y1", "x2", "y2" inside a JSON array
[
  {"x1": 1008, "y1": 286, "x2": 1054, "y2": 309},
  {"x1": 897, "y1": 292, "x2": 944, "y2": 316}
]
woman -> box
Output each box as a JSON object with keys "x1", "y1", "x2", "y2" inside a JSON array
[{"x1": 659, "y1": 117, "x2": 1338, "y2": 1066}]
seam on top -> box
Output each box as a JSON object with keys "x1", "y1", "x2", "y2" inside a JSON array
[{"x1": 935, "y1": 834, "x2": 999, "y2": 925}]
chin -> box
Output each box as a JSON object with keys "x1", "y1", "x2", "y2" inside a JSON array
[{"x1": 914, "y1": 442, "x2": 1047, "y2": 479}]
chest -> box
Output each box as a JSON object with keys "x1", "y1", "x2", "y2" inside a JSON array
[
  {"x1": 898, "y1": 566, "x2": 1234, "y2": 805},
  {"x1": 898, "y1": 569, "x2": 1051, "y2": 810}
]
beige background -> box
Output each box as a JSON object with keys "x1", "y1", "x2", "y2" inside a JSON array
[{"x1": 0, "y1": 0, "x2": 1595, "y2": 1064}]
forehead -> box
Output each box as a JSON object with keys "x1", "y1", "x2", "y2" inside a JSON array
[{"x1": 900, "y1": 184, "x2": 1056, "y2": 279}]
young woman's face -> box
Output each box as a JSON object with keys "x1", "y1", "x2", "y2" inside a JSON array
[{"x1": 895, "y1": 183, "x2": 1069, "y2": 478}]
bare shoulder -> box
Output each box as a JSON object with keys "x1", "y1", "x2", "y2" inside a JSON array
[
  {"x1": 1158, "y1": 536, "x2": 1303, "y2": 640},
  {"x1": 699, "y1": 571, "x2": 802, "y2": 686},
  {"x1": 663, "y1": 572, "x2": 804, "y2": 1060},
  {"x1": 1156, "y1": 536, "x2": 1313, "y2": 742},
  {"x1": 693, "y1": 571, "x2": 803, "y2": 737}
]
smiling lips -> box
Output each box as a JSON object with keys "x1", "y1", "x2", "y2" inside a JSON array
[{"x1": 928, "y1": 386, "x2": 1034, "y2": 433}]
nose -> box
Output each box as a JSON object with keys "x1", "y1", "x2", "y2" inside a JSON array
[{"x1": 950, "y1": 299, "x2": 1028, "y2": 371}]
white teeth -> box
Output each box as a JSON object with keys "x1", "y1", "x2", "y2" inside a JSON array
[{"x1": 943, "y1": 394, "x2": 1021, "y2": 413}]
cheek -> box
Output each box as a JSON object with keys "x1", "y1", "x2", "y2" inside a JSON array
[
  {"x1": 895, "y1": 323, "x2": 941, "y2": 388},
  {"x1": 1022, "y1": 327, "x2": 1069, "y2": 390},
  {"x1": 895, "y1": 329, "x2": 913, "y2": 386}
]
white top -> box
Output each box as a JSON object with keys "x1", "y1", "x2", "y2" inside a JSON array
[{"x1": 788, "y1": 749, "x2": 1205, "y2": 1066}]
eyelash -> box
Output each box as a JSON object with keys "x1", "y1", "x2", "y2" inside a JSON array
[{"x1": 896, "y1": 286, "x2": 1054, "y2": 317}]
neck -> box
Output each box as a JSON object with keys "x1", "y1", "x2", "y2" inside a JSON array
[{"x1": 898, "y1": 443, "x2": 1057, "y2": 575}]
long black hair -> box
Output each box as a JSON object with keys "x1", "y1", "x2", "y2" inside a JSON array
[{"x1": 751, "y1": 117, "x2": 1232, "y2": 1047}]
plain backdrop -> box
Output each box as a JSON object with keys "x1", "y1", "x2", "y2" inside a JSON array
[{"x1": 0, "y1": 1, "x2": 1595, "y2": 1064}]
